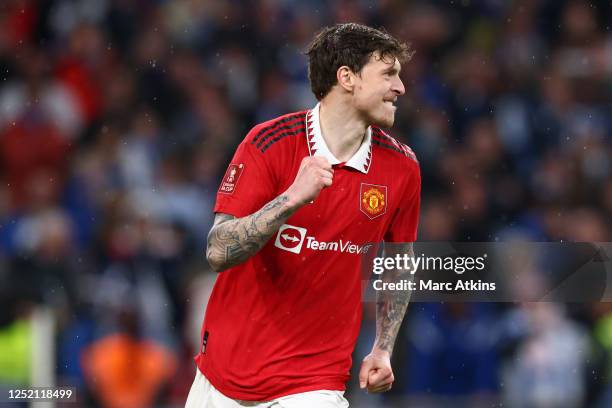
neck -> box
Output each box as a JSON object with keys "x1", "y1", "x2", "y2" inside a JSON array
[{"x1": 318, "y1": 97, "x2": 368, "y2": 162}]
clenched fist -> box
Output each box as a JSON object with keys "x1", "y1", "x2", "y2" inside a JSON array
[
  {"x1": 284, "y1": 156, "x2": 333, "y2": 207},
  {"x1": 359, "y1": 350, "x2": 394, "y2": 393}
]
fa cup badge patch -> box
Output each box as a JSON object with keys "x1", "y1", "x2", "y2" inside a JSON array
[
  {"x1": 218, "y1": 163, "x2": 244, "y2": 194},
  {"x1": 360, "y1": 183, "x2": 387, "y2": 219}
]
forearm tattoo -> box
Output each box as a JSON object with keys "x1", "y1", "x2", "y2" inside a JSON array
[
  {"x1": 374, "y1": 243, "x2": 414, "y2": 355},
  {"x1": 206, "y1": 194, "x2": 295, "y2": 271}
]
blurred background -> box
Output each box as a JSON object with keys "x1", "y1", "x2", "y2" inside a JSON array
[{"x1": 0, "y1": 0, "x2": 611, "y2": 407}]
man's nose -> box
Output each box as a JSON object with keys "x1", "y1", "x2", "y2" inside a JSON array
[{"x1": 392, "y1": 77, "x2": 405, "y2": 96}]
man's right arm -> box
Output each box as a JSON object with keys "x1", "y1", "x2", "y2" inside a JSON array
[
  {"x1": 206, "y1": 194, "x2": 296, "y2": 272},
  {"x1": 206, "y1": 156, "x2": 333, "y2": 272}
]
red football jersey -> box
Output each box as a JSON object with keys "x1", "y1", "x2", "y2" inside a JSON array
[{"x1": 196, "y1": 103, "x2": 421, "y2": 401}]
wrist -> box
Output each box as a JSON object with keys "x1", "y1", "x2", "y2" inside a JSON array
[
  {"x1": 282, "y1": 187, "x2": 306, "y2": 210},
  {"x1": 371, "y1": 345, "x2": 392, "y2": 359}
]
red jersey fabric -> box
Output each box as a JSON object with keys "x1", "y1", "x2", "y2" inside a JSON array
[{"x1": 196, "y1": 104, "x2": 421, "y2": 401}]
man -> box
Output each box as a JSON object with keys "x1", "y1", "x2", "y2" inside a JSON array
[{"x1": 186, "y1": 23, "x2": 420, "y2": 407}]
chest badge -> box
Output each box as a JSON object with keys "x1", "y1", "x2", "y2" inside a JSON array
[{"x1": 360, "y1": 183, "x2": 387, "y2": 219}]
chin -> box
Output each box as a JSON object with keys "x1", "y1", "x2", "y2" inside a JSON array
[
  {"x1": 362, "y1": 106, "x2": 395, "y2": 128},
  {"x1": 372, "y1": 114, "x2": 395, "y2": 128}
]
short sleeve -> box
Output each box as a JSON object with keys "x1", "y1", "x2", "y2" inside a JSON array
[
  {"x1": 213, "y1": 136, "x2": 277, "y2": 218},
  {"x1": 384, "y1": 164, "x2": 421, "y2": 243}
]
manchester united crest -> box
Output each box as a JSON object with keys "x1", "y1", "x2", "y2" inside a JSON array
[{"x1": 360, "y1": 183, "x2": 387, "y2": 219}]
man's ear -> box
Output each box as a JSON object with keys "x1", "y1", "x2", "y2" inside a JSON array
[{"x1": 336, "y1": 66, "x2": 356, "y2": 92}]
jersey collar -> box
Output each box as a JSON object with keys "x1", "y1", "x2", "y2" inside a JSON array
[{"x1": 306, "y1": 103, "x2": 372, "y2": 174}]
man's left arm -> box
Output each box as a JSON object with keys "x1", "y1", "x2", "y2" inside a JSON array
[{"x1": 359, "y1": 242, "x2": 414, "y2": 393}]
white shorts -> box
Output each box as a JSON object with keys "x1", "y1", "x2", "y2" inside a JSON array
[{"x1": 185, "y1": 369, "x2": 350, "y2": 408}]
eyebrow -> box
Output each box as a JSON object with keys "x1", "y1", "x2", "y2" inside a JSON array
[{"x1": 384, "y1": 66, "x2": 400, "y2": 75}]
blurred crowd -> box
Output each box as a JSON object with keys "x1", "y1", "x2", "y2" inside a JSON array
[{"x1": 0, "y1": 0, "x2": 611, "y2": 407}]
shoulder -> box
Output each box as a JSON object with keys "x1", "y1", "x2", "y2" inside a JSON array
[
  {"x1": 371, "y1": 126, "x2": 419, "y2": 169},
  {"x1": 244, "y1": 111, "x2": 308, "y2": 153}
]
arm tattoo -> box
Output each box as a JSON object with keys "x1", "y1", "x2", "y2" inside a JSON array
[
  {"x1": 206, "y1": 194, "x2": 296, "y2": 271},
  {"x1": 374, "y1": 243, "x2": 414, "y2": 355}
]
